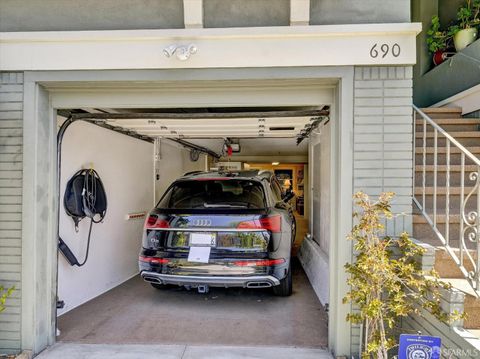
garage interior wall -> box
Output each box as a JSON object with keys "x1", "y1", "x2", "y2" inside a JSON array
[
  {"x1": 298, "y1": 120, "x2": 330, "y2": 306},
  {"x1": 154, "y1": 140, "x2": 207, "y2": 202},
  {"x1": 57, "y1": 121, "x2": 154, "y2": 315}
]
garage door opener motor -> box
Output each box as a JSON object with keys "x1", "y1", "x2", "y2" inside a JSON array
[{"x1": 58, "y1": 168, "x2": 107, "y2": 267}]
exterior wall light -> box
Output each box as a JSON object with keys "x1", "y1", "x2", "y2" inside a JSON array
[{"x1": 163, "y1": 44, "x2": 198, "y2": 61}]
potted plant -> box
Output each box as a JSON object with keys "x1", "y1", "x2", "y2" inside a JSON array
[
  {"x1": 450, "y1": 0, "x2": 480, "y2": 51},
  {"x1": 427, "y1": 16, "x2": 453, "y2": 65}
]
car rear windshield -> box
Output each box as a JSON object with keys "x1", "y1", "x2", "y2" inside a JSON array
[{"x1": 157, "y1": 179, "x2": 266, "y2": 209}]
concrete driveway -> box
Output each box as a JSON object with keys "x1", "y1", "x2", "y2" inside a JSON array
[{"x1": 36, "y1": 343, "x2": 333, "y2": 359}]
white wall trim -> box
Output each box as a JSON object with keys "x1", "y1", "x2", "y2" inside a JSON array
[
  {"x1": 290, "y1": 0, "x2": 310, "y2": 26},
  {"x1": 1, "y1": 23, "x2": 420, "y2": 70},
  {"x1": 183, "y1": 0, "x2": 203, "y2": 29}
]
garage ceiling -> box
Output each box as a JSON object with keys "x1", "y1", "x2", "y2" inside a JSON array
[
  {"x1": 61, "y1": 107, "x2": 329, "y2": 158},
  {"x1": 103, "y1": 116, "x2": 316, "y2": 138}
]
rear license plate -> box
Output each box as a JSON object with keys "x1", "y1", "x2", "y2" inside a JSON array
[{"x1": 190, "y1": 232, "x2": 216, "y2": 247}]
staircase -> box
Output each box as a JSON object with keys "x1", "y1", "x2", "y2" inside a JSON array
[{"x1": 413, "y1": 106, "x2": 480, "y2": 333}]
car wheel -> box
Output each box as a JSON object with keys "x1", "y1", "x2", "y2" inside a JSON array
[{"x1": 272, "y1": 262, "x2": 292, "y2": 297}]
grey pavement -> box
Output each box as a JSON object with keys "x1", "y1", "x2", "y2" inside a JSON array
[{"x1": 35, "y1": 343, "x2": 333, "y2": 359}]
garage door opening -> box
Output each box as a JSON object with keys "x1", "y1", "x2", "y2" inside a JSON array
[{"x1": 54, "y1": 105, "x2": 332, "y2": 348}]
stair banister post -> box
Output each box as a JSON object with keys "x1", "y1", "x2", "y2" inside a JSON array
[
  {"x1": 446, "y1": 139, "x2": 450, "y2": 246},
  {"x1": 433, "y1": 128, "x2": 438, "y2": 228}
]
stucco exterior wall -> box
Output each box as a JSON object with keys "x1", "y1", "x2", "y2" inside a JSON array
[
  {"x1": 0, "y1": 0, "x2": 411, "y2": 32},
  {"x1": 204, "y1": 0, "x2": 290, "y2": 28},
  {"x1": 0, "y1": 72, "x2": 23, "y2": 355},
  {"x1": 310, "y1": 0, "x2": 410, "y2": 25},
  {"x1": 0, "y1": 0, "x2": 185, "y2": 32}
]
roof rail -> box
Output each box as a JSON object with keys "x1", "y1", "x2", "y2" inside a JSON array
[{"x1": 183, "y1": 170, "x2": 205, "y2": 176}]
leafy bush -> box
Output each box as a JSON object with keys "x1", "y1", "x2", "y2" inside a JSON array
[
  {"x1": 0, "y1": 285, "x2": 15, "y2": 313},
  {"x1": 343, "y1": 192, "x2": 465, "y2": 359},
  {"x1": 427, "y1": 16, "x2": 450, "y2": 53}
]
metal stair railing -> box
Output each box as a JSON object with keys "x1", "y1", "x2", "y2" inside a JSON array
[{"x1": 413, "y1": 105, "x2": 480, "y2": 297}]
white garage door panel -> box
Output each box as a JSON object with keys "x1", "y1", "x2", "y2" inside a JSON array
[{"x1": 50, "y1": 85, "x2": 334, "y2": 109}]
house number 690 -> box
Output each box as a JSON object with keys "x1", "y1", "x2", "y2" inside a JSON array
[{"x1": 369, "y1": 43, "x2": 401, "y2": 59}]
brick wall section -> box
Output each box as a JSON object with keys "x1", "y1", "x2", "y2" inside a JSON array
[
  {"x1": 0, "y1": 72, "x2": 23, "y2": 354},
  {"x1": 351, "y1": 66, "x2": 414, "y2": 354}
]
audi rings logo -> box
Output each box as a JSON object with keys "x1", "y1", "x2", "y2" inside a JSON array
[{"x1": 193, "y1": 219, "x2": 212, "y2": 226}]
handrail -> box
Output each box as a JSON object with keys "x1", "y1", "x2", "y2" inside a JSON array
[
  {"x1": 413, "y1": 105, "x2": 480, "y2": 297},
  {"x1": 413, "y1": 105, "x2": 480, "y2": 166}
]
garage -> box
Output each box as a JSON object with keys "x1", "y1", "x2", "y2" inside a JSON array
[{"x1": 53, "y1": 99, "x2": 333, "y2": 349}]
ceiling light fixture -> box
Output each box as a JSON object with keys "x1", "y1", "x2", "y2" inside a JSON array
[{"x1": 272, "y1": 162, "x2": 280, "y2": 166}]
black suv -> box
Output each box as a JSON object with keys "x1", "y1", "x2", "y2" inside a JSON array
[{"x1": 138, "y1": 170, "x2": 296, "y2": 296}]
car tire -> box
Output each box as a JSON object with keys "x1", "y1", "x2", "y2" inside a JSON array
[{"x1": 273, "y1": 262, "x2": 292, "y2": 297}]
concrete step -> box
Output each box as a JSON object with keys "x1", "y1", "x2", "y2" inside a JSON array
[
  {"x1": 435, "y1": 277, "x2": 480, "y2": 329},
  {"x1": 417, "y1": 107, "x2": 463, "y2": 119},
  {"x1": 415, "y1": 132, "x2": 480, "y2": 147},
  {"x1": 433, "y1": 247, "x2": 477, "y2": 278},
  {"x1": 414, "y1": 171, "x2": 477, "y2": 186},
  {"x1": 415, "y1": 164, "x2": 479, "y2": 172},
  {"x1": 416, "y1": 132, "x2": 480, "y2": 139},
  {"x1": 415, "y1": 149, "x2": 480, "y2": 165},
  {"x1": 413, "y1": 223, "x2": 476, "y2": 250},
  {"x1": 416, "y1": 118, "x2": 480, "y2": 132},
  {"x1": 418, "y1": 194, "x2": 477, "y2": 212},
  {"x1": 415, "y1": 146, "x2": 480, "y2": 154},
  {"x1": 414, "y1": 187, "x2": 475, "y2": 195}
]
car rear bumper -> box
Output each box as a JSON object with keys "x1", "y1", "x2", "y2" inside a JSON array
[{"x1": 140, "y1": 270, "x2": 281, "y2": 288}]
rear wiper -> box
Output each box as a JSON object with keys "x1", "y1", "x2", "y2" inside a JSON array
[{"x1": 203, "y1": 203, "x2": 248, "y2": 208}]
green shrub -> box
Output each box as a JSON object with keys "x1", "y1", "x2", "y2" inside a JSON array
[
  {"x1": 0, "y1": 285, "x2": 15, "y2": 313},
  {"x1": 343, "y1": 192, "x2": 465, "y2": 359}
]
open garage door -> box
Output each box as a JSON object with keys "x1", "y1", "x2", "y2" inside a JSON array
[{"x1": 54, "y1": 106, "x2": 331, "y2": 349}]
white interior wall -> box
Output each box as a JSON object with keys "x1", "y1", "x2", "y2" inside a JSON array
[
  {"x1": 58, "y1": 121, "x2": 153, "y2": 315},
  {"x1": 298, "y1": 120, "x2": 331, "y2": 305},
  {"x1": 154, "y1": 140, "x2": 207, "y2": 202}
]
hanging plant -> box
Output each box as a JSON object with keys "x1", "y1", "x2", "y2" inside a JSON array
[{"x1": 343, "y1": 192, "x2": 465, "y2": 359}]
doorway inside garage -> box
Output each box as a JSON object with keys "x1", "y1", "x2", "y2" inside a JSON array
[{"x1": 54, "y1": 105, "x2": 331, "y2": 348}]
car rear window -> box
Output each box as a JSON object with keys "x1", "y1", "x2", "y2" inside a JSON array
[{"x1": 157, "y1": 179, "x2": 266, "y2": 209}]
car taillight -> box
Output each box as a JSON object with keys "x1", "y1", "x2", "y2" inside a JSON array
[
  {"x1": 139, "y1": 256, "x2": 169, "y2": 264},
  {"x1": 233, "y1": 258, "x2": 285, "y2": 267},
  {"x1": 145, "y1": 215, "x2": 169, "y2": 229},
  {"x1": 237, "y1": 215, "x2": 282, "y2": 233}
]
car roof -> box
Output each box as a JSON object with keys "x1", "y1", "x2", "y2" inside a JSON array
[{"x1": 180, "y1": 170, "x2": 274, "y2": 181}]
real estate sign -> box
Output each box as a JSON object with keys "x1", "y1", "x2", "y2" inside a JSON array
[{"x1": 398, "y1": 334, "x2": 441, "y2": 359}]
